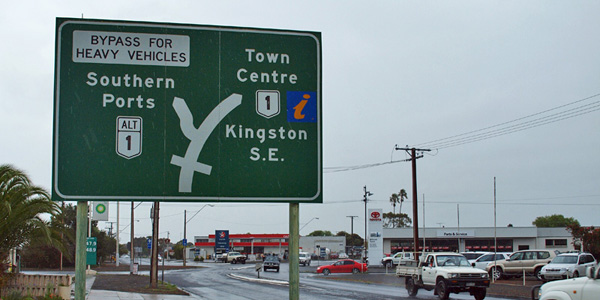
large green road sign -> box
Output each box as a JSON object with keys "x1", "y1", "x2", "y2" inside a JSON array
[{"x1": 53, "y1": 18, "x2": 322, "y2": 203}]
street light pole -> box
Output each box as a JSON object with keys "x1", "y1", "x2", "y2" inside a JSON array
[
  {"x1": 183, "y1": 210, "x2": 187, "y2": 266},
  {"x1": 183, "y1": 204, "x2": 214, "y2": 266},
  {"x1": 116, "y1": 201, "x2": 119, "y2": 267},
  {"x1": 130, "y1": 201, "x2": 134, "y2": 274},
  {"x1": 347, "y1": 216, "x2": 358, "y2": 251},
  {"x1": 363, "y1": 186, "x2": 373, "y2": 264},
  {"x1": 300, "y1": 217, "x2": 319, "y2": 233}
]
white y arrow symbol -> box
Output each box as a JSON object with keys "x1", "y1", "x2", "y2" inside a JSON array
[{"x1": 170, "y1": 93, "x2": 242, "y2": 193}]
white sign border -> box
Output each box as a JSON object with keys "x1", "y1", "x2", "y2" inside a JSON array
[{"x1": 53, "y1": 19, "x2": 322, "y2": 202}]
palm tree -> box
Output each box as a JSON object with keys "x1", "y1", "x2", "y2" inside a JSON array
[
  {"x1": 389, "y1": 189, "x2": 408, "y2": 215},
  {"x1": 397, "y1": 189, "x2": 408, "y2": 214},
  {"x1": 0, "y1": 164, "x2": 60, "y2": 272},
  {"x1": 389, "y1": 193, "x2": 399, "y2": 214}
]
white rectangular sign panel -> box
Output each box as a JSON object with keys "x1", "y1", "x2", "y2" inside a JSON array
[
  {"x1": 368, "y1": 208, "x2": 383, "y2": 266},
  {"x1": 437, "y1": 230, "x2": 475, "y2": 237},
  {"x1": 92, "y1": 201, "x2": 109, "y2": 221}
]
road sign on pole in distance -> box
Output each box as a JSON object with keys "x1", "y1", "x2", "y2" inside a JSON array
[
  {"x1": 52, "y1": 18, "x2": 322, "y2": 203},
  {"x1": 86, "y1": 237, "x2": 97, "y2": 265}
]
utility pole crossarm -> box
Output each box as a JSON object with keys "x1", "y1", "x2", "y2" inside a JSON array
[{"x1": 394, "y1": 145, "x2": 431, "y2": 154}]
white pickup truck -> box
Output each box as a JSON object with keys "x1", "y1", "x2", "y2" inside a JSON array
[
  {"x1": 396, "y1": 252, "x2": 490, "y2": 300},
  {"x1": 533, "y1": 264, "x2": 600, "y2": 300}
]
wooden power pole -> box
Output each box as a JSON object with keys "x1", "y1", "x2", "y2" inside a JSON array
[{"x1": 395, "y1": 146, "x2": 430, "y2": 260}]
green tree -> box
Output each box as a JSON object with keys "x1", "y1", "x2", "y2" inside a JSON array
[
  {"x1": 172, "y1": 241, "x2": 184, "y2": 260},
  {"x1": 21, "y1": 201, "x2": 123, "y2": 268},
  {"x1": 93, "y1": 226, "x2": 117, "y2": 265},
  {"x1": 532, "y1": 214, "x2": 580, "y2": 227},
  {"x1": 389, "y1": 189, "x2": 407, "y2": 214},
  {"x1": 567, "y1": 224, "x2": 600, "y2": 259},
  {"x1": 51, "y1": 203, "x2": 77, "y2": 266},
  {"x1": 0, "y1": 165, "x2": 60, "y2": 277},
  {"x1": 383, "y1": 212, "x2": 411, "y2": 228},
  {"x1": 307, "y1": 230, "x2": 333, "y2": 236},
  {"x1": 336, "y1": 231, "x2": 363, "y2": 247},
  {"x1": 20, "y1": 202, "x2": 76, "y2": 268}
]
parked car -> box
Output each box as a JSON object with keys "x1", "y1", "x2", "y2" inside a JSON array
[
  {"x1": 338, "y1": 252, "x2": 349, "y2": 259},
  {"x1": 316, "y1": 259, "x2": 368, "y2": 276},
  {"x1": 381, "y1": 252, "x2": 415, "y2": 268},
  {"x1": 299, "y1": 252, "x2": 311, "y2": 266},
  {"x1": 471, "y1": 252, "x2": 512, "y2": 270},
  {"x1": 225, "y1": 252, "x2": 247, "y2": 264},
  {"x1": 486, "y1": 249, "x2": 557, "y2": 280},
  {"x1": 539, "y1": 252, "x2": 596, "y2": 282},
  {"x1": 263, "y1": 255, "x2": 280, "y2": 272},
  {"x1": 460, "y1": 251, "x2": 487, "y2": 264},
  {"x1": 534, "y1": 263, "x2": 600, "y2": 300}
]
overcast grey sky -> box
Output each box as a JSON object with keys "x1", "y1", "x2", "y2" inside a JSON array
[{"x1": 1, "y1": 1, "x2": 599, "y2": 243}]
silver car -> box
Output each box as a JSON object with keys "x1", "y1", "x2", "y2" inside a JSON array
[{"x1": 539, "y1": 252, "x2": 596, "y2": 281}]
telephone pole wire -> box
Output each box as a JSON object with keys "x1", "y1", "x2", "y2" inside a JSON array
[{"x1": 395, "y1": 145, "x2": 430, "y2": 260}]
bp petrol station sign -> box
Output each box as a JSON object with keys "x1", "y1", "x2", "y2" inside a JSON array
[{"x1": 52, "y1": 18, "x2": 322, "y2": 203}]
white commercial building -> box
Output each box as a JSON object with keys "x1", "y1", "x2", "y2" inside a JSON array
[
  {"x1": 298, "y1": 236, "x2": 346, "y2": 256},
  {"x1": 382, "y1": 226, "x2": 575, "y2": 255}
]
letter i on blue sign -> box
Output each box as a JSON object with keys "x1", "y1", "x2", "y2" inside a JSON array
[{"x1": 287, "y1": 91, "x2": 317, "y2": 122}]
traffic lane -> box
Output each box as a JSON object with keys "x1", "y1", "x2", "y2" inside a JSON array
[
  {"x1": 300, "y1": 274, "x2": 516, "y2": 300},
  {"x1": 185, "y1": 263, "x2": 429, "y2": 300},
  {"x1": 121, "y1": 259, "x2": 530, "y2": 299},
  {"x1": 164, "y1": 265, "x2": 292, "y2": 300},
  {"x1": 304, "y1": 263, "x2": 531, "y2": 299},
  {"x1": 116, "y1": 259, "x2": 527, "y2": 300},
  {"x1": 234, "y1": 262, "x2": 519, "y2": 300},
  {"x1": 164, "y1": 262, "x2": 399, "y2": 300}
]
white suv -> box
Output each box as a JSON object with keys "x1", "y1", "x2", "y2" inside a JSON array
[
  {"x1": 535, "y1": 263, "x2": 600, "y2": 300},
  {"x1": 539, "y1": 252, "x2": 596, "y2": 282}
]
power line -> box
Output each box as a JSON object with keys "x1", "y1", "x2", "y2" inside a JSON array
[
  {"x1": 324, "y1": 158, "x2": 411, "y2": 173},
  {"x1": 421, "y1": 201, "x2": 600, "y2": 207},
  {"x1": 415, "y1": 92, "x2": 600, "y2": 149},
  {"x1": 422, "y1": 103, "x2": 600, "y2": 149},
  {"x1": 322, "y1": 92, "x2": 600, "y2": 172}
]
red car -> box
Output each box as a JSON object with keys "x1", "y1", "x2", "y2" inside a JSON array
[{"x1": 316, "y1": 259, "x2": 368, "y2": 275}]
